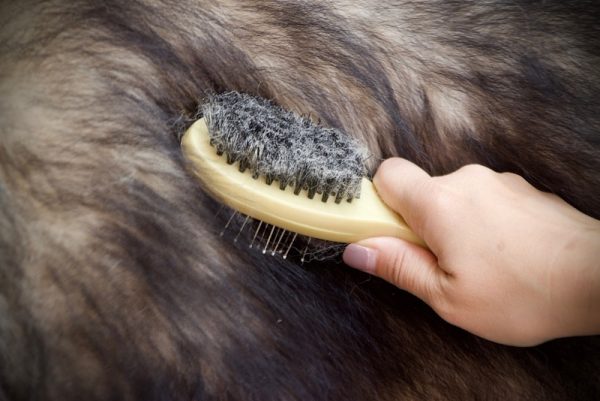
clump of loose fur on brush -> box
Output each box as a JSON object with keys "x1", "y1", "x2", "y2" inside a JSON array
[{"x1": 203, "y1": 92, "x2": 369, "y2": 202}]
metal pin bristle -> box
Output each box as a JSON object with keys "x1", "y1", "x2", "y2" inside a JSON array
[
  {"x1": 216, "y1": 211, "x2": 324, "y2": 262},
  {"x1": 279, "y1": 229, "x2": 289, "y2": 254},
  {"x1": 262, "y1": 225, "x2": 276, "y2": 254},
  {"x1": 258, "y1": 223, "x2": 269, "y2": 245},
  {"x1": 214, "y1": 205, "x2": 225, "y2": 219},
  {"x1": 220, "y1": 211, "x2": 238, "y2": 236},
  {"x1": 283, "y1": 233, "x2": 297, "y2": 260},
  {"x1": 300, "y1": 237, "x2": 311, "y2": 263},
  {"x1": 234, "y1": 215, "x2": 250, "y2": 243},
  {"x1": 249, "y1": 221, "x2": 263, "y2": 248},
  {"x1": 272, "y1": 229, "x2": 287, "y2": 255},
  {"x1": 215, "y1": 213, "x2": 322, "y2": 263}
]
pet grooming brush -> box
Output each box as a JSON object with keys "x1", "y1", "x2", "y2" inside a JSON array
[{"x1": 181, "y1": 92, "x2": 424, "y2": 246}]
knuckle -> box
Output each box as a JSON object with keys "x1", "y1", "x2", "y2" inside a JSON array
[
  {"x1": 403, "y1": 184, "x2": 445, "y2": 240},
  {"x1": 387, "y1": 248, "x2": 441, "y2": 304},
  {"x1": 373, "y1": 159, "x2": 402, "y2": 194},
  {"x1": 376, "y1": 158, "x2": 403, "y2": 181},
  {"x1": 426, "y1": 274, "x2": 450, "y2": 309},
  {"x1": 389, "y1": 248, "x2": 409, "y2": 287},
  {"x1": 501, "y1": 171, "x2": 528, "y2": 186},
  {"x1": 458, "y1": 163, "x2": 493, "y2": 178},
  {"x1": 422, "y1": 274, "x2": 443, "y2": 307},
  {"x1": 419, "y1": 181, "x2": 454, "y2": 222},
  {"x1": 387, "y1": 247, "x2": 420, "y2": 293},
  {"x1": 379, "y1": 157, "x2": 402, "y2": 171}
]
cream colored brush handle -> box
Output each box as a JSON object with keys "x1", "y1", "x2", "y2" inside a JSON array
[{"x1": 182, "y1": 118, "x2": 425, "y2": 246}]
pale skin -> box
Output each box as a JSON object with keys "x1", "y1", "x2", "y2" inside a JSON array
[{"x1": 343, "y1": 158, "x2": 600, "y2": 346}]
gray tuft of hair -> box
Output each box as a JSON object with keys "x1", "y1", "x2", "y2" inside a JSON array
[{"x1": 202, "y1": 92, "x2": 369, "y2": 203}]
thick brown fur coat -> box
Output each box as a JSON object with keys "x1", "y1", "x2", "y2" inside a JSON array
[{"x1": 1, "y1": 1, "x2": 599, "y2": 400}]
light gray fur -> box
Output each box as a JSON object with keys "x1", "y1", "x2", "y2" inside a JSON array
[{"x1": 202, "y1": 92, "x2": 369, "y2": 203}]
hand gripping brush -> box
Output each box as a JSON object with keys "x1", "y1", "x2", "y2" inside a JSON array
[{"x1": 181, "y1": 92, "x2": 424, "y2": 247}]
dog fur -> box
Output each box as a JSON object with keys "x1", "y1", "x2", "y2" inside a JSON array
[{"x1": 1, "y1": 1, "x2": 599, "y2": 399}]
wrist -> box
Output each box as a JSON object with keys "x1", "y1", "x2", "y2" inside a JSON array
[{"x1": 549, "y1": 216, "x2": 600, "y2": 340}]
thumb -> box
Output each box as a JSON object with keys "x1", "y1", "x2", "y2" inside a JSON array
[
  {"x1": 343, "y1": 237, "x2": 445, "y2": 303},
  {"x1": 373, "y1": 158, "x2": 433, "y2": 240}
]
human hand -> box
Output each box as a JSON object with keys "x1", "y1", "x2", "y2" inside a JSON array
[{"x1": 343, "y1": 158, "x2": 600, "y2": 346}]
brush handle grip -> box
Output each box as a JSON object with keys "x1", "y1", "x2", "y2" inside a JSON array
[{"x1": 182, "y1": 118, "x2": 426, "y2": 246}]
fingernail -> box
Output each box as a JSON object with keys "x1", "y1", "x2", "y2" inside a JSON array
[{"x1": 343, "y1": 244, "x2": 377, "y2": 274}]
